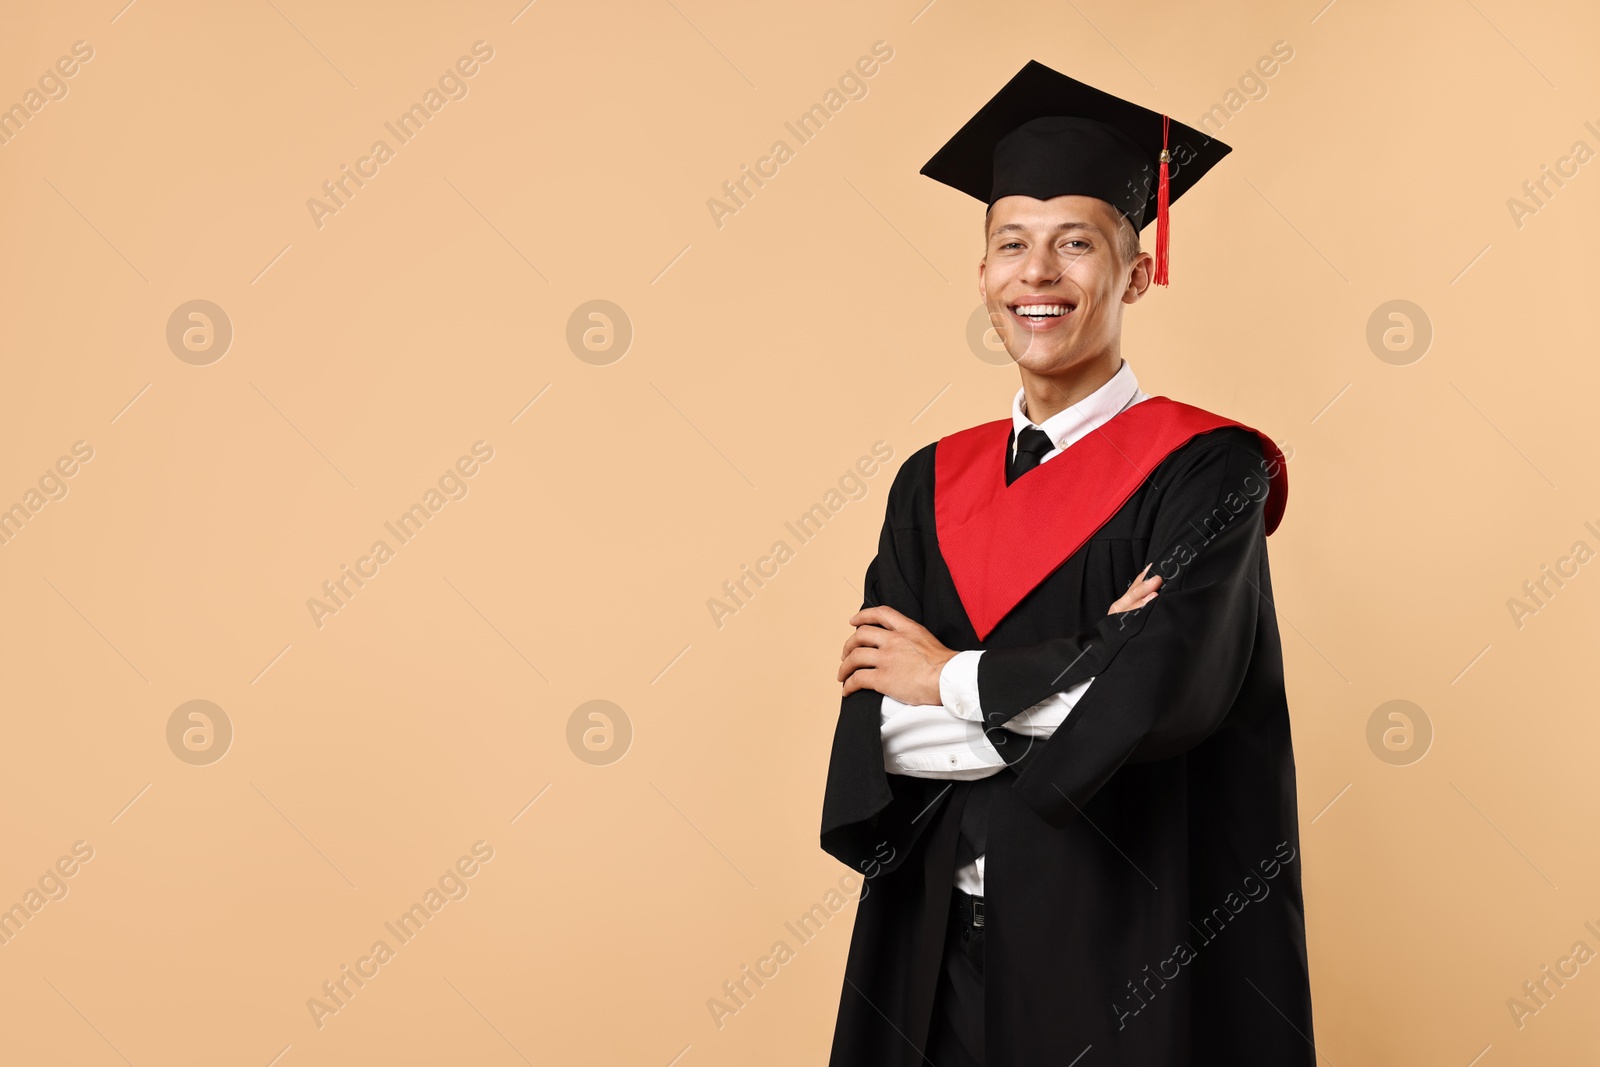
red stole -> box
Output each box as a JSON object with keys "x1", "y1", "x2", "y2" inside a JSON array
[{"x1": 933, "y1": 396, "x2": 1287, "y2": 641}]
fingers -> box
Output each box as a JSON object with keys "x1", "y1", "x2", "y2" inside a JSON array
[
  {"x1": 1107, "y1": 564, "x2": 1164, "y2": 615},
  {"x1": 836, "y1": 647, "x2": 880, "y2": 684},
  {"x1": 841, "y1": 668, "x2": 876, "y2": 697},
  {"x1": 840, "y1": 624, "x2": 889, "y2": 660},
  {"x1": 842, "y1": 606, "x2": 912, "y2": 662},
  {"x1": 848, "y1": 605, "x2": 908, "y2": 631},
  {"x1": 1124, "y1": 564, "x2": 1163, "y2": 597}
]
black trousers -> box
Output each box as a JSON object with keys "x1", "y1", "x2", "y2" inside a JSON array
[{"x1": 926, "y1": 890, "x2": 985, "y2": 1066}]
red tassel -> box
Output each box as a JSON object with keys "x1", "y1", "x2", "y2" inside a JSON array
[{"x1": 1154, "y1": 113, "x2": 1171, "y2": 286}]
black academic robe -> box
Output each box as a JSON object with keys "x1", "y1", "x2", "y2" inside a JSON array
[{"x1": 819, "y1": 403, "x2": 1314, "y2": 1066}]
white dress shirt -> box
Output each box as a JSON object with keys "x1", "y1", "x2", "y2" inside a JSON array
[{"x1": 878, "y1": 359, "x2": 1149, "y2": 895}]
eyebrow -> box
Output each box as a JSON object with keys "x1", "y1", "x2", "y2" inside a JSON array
[{"x1": 990, "y1": 221, "x2": 1104, "y2": 238}]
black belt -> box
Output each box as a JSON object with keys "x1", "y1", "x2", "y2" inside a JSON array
[{"x1": 953, "y1": 888, "x2": 985, "y2": 929}]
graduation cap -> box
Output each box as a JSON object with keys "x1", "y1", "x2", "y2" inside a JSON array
[{"x1": 919, "y1": 60, "x2": 1232, "y2": 285}]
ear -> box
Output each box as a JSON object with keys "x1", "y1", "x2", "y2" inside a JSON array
[{"x1": 1122, "y1": 250, "x2": 1154, "y2": 304}]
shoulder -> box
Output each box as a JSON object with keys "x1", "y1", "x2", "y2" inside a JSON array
[
  {"x1": 1141, "y1": 398, "x2": 1271, "y2": 471},
  {"x1": 1145, "y1": 411, "x2": 1284, "y2": 531},
  {"x1": 1171, "y1": 425, "x2": 1266, "y2": 466},
  {"x1": 890, "y1": 415, "x2": 1004, "y2": 489},
  {"x1": 881, "y1": 417, "x2": 1000, "y2": 521},
  {"x1": 886, "y1": 439, "x2": 938, "y2": 487},
  {"x1": 904, "y1": 437, "x2": 941, "y2": 472},
  {"x1": 883, "y1": 438, "x2": 938, "y2": 512}
]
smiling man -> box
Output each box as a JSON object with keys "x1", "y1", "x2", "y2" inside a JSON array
[{"x1": 819, "y1": 61, "x2": 1314, "y2": 1065}]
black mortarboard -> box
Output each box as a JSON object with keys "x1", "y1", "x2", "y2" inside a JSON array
[{"x1": 919, "y1": 60, "x2": 1232, "y2": 284}]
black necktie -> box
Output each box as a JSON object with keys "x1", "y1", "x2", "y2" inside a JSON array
[
  {"x1": 1007, "y1": 425, "x2": 1055, "y2": 486},
  {"x1": 959, "y1": 425, "x2": 1055, "y2": 875}
]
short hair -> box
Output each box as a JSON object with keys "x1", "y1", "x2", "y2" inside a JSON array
[{"x1": 1113, "y1": 212, "x2": 1141, "y2": 266}]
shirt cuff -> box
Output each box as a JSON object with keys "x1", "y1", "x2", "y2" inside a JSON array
[
  {"x1": 939, "y1": 649, "x2": 985, "y2": 722},
  {"x1": 1004, "y1": 676, "x2": 1093, "y2": 737}
]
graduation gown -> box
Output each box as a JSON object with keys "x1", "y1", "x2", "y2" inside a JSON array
[{"x1": 819, "y1": 397, "x2": 1314, "y2": 1066}]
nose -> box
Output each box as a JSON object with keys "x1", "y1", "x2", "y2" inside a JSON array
[{"x1": 1018, "y1": 243, "x2": 1065, "y2": 287}]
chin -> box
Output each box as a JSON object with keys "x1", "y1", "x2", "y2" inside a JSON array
[{"x1": 1006, "y1": 345, "x2": 1075, "y2": 374}]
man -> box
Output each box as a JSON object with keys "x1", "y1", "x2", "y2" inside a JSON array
[{"x1": 819, "y1": 61, "x2": 1314, "y2": 1065}]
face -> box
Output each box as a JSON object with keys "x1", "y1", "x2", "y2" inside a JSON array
[{"x1": 978, "y1": 194, "x2": 1151, "y2": 377}]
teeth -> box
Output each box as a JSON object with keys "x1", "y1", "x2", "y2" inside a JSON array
[{"x1": 1014, "y1": 304, "x2": 1070, "y2": 317}]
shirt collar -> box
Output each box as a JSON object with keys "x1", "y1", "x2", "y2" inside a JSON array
[{"x1": 1011, "y1": 359, "x2": 1147, "y2": 456}]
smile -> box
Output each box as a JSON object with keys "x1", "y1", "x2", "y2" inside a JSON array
[{"x1": 1008, "y1": 302, "x2": 1076, "y2": 328}]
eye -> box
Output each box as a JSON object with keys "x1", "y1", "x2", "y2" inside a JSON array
[{"x1": 999, "y1": 240, "x2": 1024, "y2": 251}]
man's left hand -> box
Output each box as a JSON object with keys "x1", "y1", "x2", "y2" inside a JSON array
[{"x1": 838, "y1": 606, "x2": 958, "y2": 705}]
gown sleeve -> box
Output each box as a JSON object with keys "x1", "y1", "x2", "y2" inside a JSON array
[
  {"x1": 941, "y1": 645, "x2": 1095, "y2": 737},
  {"x1": 974, "y1": 432, "x2": 1277, "y2": 827},
  {"x1": 819, "y1": 449, "x2": 953, "y2": 878}
]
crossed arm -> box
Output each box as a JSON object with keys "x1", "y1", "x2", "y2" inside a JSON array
[
  {"x1": 823, "y1": 435, "x2": 1275, "y2": 874},
  {"x1": 841, "y1": 565, "x2": 1163, "y2": 779}
]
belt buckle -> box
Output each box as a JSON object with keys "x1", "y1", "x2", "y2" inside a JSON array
[{"x1": 970, "y1": 897, "x2": 984, "y2": 928}]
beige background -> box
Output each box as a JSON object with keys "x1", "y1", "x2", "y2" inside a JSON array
[{"x1": 0, "y1": 0, "x2": 1596, "y2": 1063}]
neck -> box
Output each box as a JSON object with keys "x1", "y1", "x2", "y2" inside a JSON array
[{"x1": 1018, "y1": 350, "x2": 1122, "y2": 424}]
